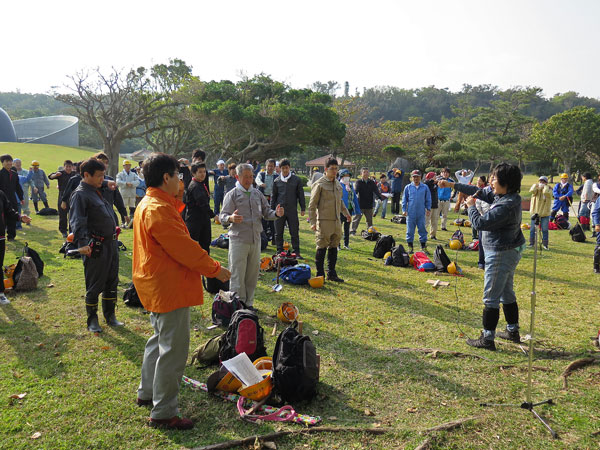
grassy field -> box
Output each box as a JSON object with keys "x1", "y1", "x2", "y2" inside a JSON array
[{"x1": 0, "y1": 144, "x2": 599, "y2": 449}]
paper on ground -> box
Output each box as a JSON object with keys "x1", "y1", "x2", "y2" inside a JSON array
[{"x1": 222, "y1": 353, "x2": 263, "y2": 386}]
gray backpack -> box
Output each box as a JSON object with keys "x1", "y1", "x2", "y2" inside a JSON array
[{"x1": 14, "y1": 256, "x2": 39, "y2": 291}]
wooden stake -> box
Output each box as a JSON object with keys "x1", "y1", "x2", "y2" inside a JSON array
[
  {"x1": 271, "y1": 323, "x2": 277, "y2": 336},
  {"x1": 297, "y1": 321, "x2": 303, "y2": 334}
]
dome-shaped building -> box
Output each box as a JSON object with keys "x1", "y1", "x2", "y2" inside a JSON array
[{"x1": 0, "y1": 107, "x2": 17, "y2": 142}]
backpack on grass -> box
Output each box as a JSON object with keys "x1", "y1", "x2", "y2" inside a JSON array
[
  {"x1": 13, "y1": 256, "x2": 38, "y2": 291},
  {"x1": 391, "y1": 245, "x2": 410, "y2": 267},
  {"x1": 361, "y1": 229, "x2": 381, "y2": 241},
  {"x1": 212, "y1": 291, "x2": 245, "y2": 327},
  {"x1": 555, "y1": 215, "x2": 570, "y2": 230},
  {"x1": 123, "y1": 283, "x2": 143, "y2": 308},
  {"x1": 391, "y1": 215, "x2": 407, "y2": 224},
  {"x1": 272, "y1": 321, "x2": 319, "y2": 404},
  {"x1": 190, "y1": 333, "x2": 226, "y2": 366},
  {"x1": 411, "y1": 251, "x2": 436, "y2": 272},
  {"x1": 373, "y1": 235, "x2": 395, "y2": 258},
  {"x1": 433, "y1": 245, "x2": 452, "y2": 272},
  {"x1": 37, "y1": 207, "x2": 59, "y2": 216},
  {"x1": 23, "y1": 243, "x2": 44, "y2": 277},
  {"x1": 279, "y1": 264, "x2": 312, "y2": 285},
  {"x1": 219, "y1": 309, "x2": 266, "y2": 363},
  {"x1": 570, "y1": 224, "x2": 586, "y2": 243}
]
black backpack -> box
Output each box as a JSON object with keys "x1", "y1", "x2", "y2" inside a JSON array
[
  {"x1": 23, "y1": 243, "x2": 44, "y2": 277},
  {"x1": 272, "y1": 321, "x2": 319, "y2": 404},
  {"x1": 202, "y1": 276, "x2": 230, "y2": 295},
  {"x1": 391, "y1": 215, "x2": 406, "y2": 224},
  {"x1": 219, "y1": 309, "x2": 266, "y2": 363},
  {"x1": 433, "y1": 245, "x2": 452, "y2": 272},
  {"x1": 361, "y1": 229, "x2": 381, "y2": 241},
  {"x1": 391, "y1": 244, "x2": 410, "y2": 267},
  {"x1": 37, "y1": 207, "x2": 59, "y2": 216},
  {"x1": 373, "y1": 235, "x2": 395, "y2": 258},
  {"x1": 211, "y1": 291, "x2": 245, "y2": 327},
  {"x1": 569, "y1": 224, "x2": 586, "y2": 242},
  {"x1": 123, "y1": 283, "x2": 143, "y2": 308},
  {"x1": 555, "y1": 215, "x2": 570, "y2": 230}
]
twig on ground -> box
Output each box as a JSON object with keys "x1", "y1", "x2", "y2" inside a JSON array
[
  {"x1": 392, "y1": 347, "x2": 492, "y2": 361},
  {"x1": 414, "y1": 437, "x2": 432, "y2": 450},
  {"x1": 423, "y1": 416, "x2": 478, "y2": 433},
  {"x1": 561, "y1": 357, "x2": 599, "y2": 389}
]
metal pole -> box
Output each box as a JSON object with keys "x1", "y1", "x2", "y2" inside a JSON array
[{"x1": 526, "y1": 215, "x2": 540, "y2": 404}]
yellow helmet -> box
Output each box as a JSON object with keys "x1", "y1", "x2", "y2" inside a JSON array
[
  {"x1": 31, "y1": 160, "x2": 40, "y2": 166},
  {"x1": 464, "y1": 220, "x2": 471, "y2": 227},
  {"x1": 449, "y1": 239, "x2": 462, "y2": 250},
  {"x1": 521, "y1": 223, "x2": 531, "y2": 230},
  {"x1": 253, "y1": 356, "x2": 273, "y2": 373},
  {"x1": 283, "y1": 241, "x2": 290, "y2": 251},
  {"x1": 260, "y1": 256, "x2": 273, "y2": 271},
  {"x1": 367, "y1": 226, "x2": 379, "y2": 234},
  {"x1": 384, "y1": 251, "x2": 392, "y2": 259},
  {"x1": 560, "y1": 173, "x2": 568, "y2": 179},
  {"x1": 447, "y1": 262, "x2": 458, "y2": 274},
  {"x1": 238, "y1": 374, "x2": 273, "y2": 401},
  {"x1": 277, "y1": 302, "x2": 299, "y2": 322},
  {"x1": 308, "y1": 276, "x2": 324, "y2": 289},
  {"x1": 123, "y1": 160, "x2": 132, "y2": 166},
  {"x1": 210, "y1": 369, "x2": 242, "y2": 393},
  {"x1": 409, "y1": 254, "x2": 415, "y2": 266}
]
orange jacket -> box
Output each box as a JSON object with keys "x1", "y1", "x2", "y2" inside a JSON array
[{"x1": 132, "y1": 187, "x2": 221, "y2": 313}]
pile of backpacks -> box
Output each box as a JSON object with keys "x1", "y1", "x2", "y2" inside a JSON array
[{"x1": 4, "y1": 243, "x2": 43, "y2": 291}]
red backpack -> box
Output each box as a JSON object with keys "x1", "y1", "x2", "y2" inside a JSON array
[{"x1": 411, "y1": 251, "x2": 436, "y2": 272}]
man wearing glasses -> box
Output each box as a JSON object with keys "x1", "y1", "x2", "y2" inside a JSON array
[{"x1": 308, "y1": 158, "x2": 351, "y2": 282}]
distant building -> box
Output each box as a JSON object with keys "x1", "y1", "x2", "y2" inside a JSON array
[{"x1": 0, "y1": 108, "x2": 79, "y2": 146}]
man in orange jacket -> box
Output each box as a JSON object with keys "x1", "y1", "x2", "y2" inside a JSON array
[{"x1": 133, "y1": 153, "x2": 230, "y2": 430}]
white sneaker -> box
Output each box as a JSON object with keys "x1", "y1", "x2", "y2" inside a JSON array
[
  {"x1": 343, "y1": 245, "x2": 351, "y2": 250},
  {"x1": 0, "y1": 294, "x2": 10, "y2": 305}
]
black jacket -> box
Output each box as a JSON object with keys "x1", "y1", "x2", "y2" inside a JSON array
[
  {"x1": 0, "y1": 167, "x2": 24, "y2": 207},
  {"x1": 271, "y1": 175, "x2": 306, "y2": 212},
  {"x1": 50, "y1": 170, "x2": 78, "y2": 192},
  {"x1": 184, "y1": 179, "x2": 214, "y2": 224},
  {"x1": 354, "y1": 178, "x2": 383, "y2": 210},
  {"x1": 62, "y1": 175, "x2": 127, "y2": 221},
  {"x1": 69, "y1": 181, "x2": 117, "y2": 248},
  {"x1": 424, "y1": 179, "x2": 439, "y2": 209},
  {"x1": 0, "y1": 190, "x2": 20, "y2": 237}
]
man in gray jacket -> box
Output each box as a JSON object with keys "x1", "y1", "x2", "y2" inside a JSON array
[
  {"x1": 219, "y1": 164, "x2": 284, "y2": 307},
  {"x1": 271, "y1": 159, "x2": 306, "y2": 255}
]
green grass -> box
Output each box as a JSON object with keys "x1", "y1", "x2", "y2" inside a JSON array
[{"x1": 1, "y1": 144, "x2": 599, "y2": 449}]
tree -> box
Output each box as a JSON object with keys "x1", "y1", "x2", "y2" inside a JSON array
[
  {"x1": 182, "y1": 74, "x2": 345, "y2": 162},
  {"x1": 311, "y1": 81, "x2": 340, "y2": 98},
  {"x1": 531, "y1": 106, "x2": 600, "y2": 177},
  {"x1": 54, "y1": 59, "x2": 189, "y2": 175}
]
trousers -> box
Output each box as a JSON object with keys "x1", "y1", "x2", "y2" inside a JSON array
[
  {"x1": 406, "y1": 214, "x2": 427, "y2": 244},
  {"x1": 228, "y1": 240, "x2": 261, "y2": 306}
]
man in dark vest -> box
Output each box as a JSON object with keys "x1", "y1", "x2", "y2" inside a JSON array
[
  {"x1": 50, "y1": 160, "x2": 78, "y2": 237},
  {"x1": 0, "y1": 154, "x2": 24, "y2": 240}
]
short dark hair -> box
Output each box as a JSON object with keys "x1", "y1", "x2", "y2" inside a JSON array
[
  {"x1": 93, "y1": 152, "x2": 109, "y2": 162},
  {"x1": 191, "y1": 162, "x2": 206, "y2": 174},
  {"x1": 380, "y1": 174, "x2": 386, "y2": 179},
  {"x1": 80, "y1": 158, "x2": 106, "y2": 177},
  {"x1": 279, "y1": 158, "x2": 290, "y2": 168},
  {"x1": 0, "y1": 154, "x2": 13, "y2": 163},
  {"x1": 441, "y1": 167, "x2": 450, "y2": 173},
  {"x1": 228, "y1": 163, "x2": 237, "y2": 170},
  {"x1": 143, "y1": 153, "x2": 179, "y2": 188},
  {"x1": 325, "y1": 158, "x2": 338, "y2": 168},
  {"x1": 361, "y1": 167, "x2": 369, "y2": 172},
  {"x1": 64, "y1": 160, "x2": 73, "y2": 166},
  {"x1": 192, "y1": 149, "x2": 206, "y2": 161},
  {"x1": 583, "y1": 172, "x2": 592, "y2": 179},
  {"x1": 478, "y1": 175, "x2": 487, "y2": 185},
  {"x1": 266, "y1": 159, "x2": 276, "y2": 165},
  {"x1": 492, "y1": 163, "x2": 522, "y2": 194}
]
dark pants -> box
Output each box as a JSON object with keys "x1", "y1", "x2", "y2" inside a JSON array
[
  {"x1": 392, "y1": 192, "x2": 401, "y2": 214},
  {"x1": 187, "y1": 219, "x2": 211, "y2": 254},
  {"x1": 0, "y1": 239, "x2": 5, "y2": 293},
  {"x1": 6, "y1": 202, "x2": 17, "y2": 239},
  {"x1": 214, "y1": 188, "x2": 224, "y2": 215},
  {"x1": 341, "y1": 214, "x2": 350, "y2": 247},
  {"x1": 275, "y1": 211, "x2": 300, "y2": 253},
  {"x1": 58, "y1": 192, "x2": 69, "y2": 235},
  {"x1": 83, "y1": 239, "x2": 119, "y2": 308},
  {"x1": 478, "y1": 230, "x2": 485, "y2": 267},
  {"x1": 262, "y1": 195, "x2": 275, "y2": 240}
]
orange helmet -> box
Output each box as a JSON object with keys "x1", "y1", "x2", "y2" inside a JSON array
[
  {"x1": 66, "y1": 233, "x2": 74, "y2": 243},
  {"x1": 260, "y1": 256, "x2": 273, "y2": 271},
  {"x1": 277, "y1": 302, "x2": 299, "y2": 323}
]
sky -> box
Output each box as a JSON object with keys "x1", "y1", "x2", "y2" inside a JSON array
[{"x1": 2, "y1": 0, "x2": 600, "y2": 98}]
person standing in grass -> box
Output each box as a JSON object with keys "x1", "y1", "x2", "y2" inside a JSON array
[
  {"x1": 50, "y1": 160, "x2": 78, "y2": 237},
  {"x1": 29, "y1": 161, "x2": 50, "y2": 213},
  {"x1": 116, "y1": 160, "x2": 140, "y2": 228},
  {"x1": 528, "y1": 176, "x2": 552, "y2": 250},
  {"x1": 424, "y1": 171, "x2": 439, "y2": 240},
  {"x1": 351, "y1": 167, "x2": 383, "y2": 235},
  {"x1": 0, "y1": 155, "x2": 24, "y2": 241},
  {"x1": 437, "y1": 168, "x2": 454, "y2": 231},
  {"x1": 183, "y1": 163, "x2": 214, "y2": 252},
  {"x1": 308, "y1": 158, "x2": 351, "y2": 282},
  {"x1": 592, "y1": 193, "x2": 600, "y2": 274},
  {"x1": 438, "y1": 163, "x2": 525, "y2": 351},
  {"x1": 133, "y1": 153, "x2": 230, "y2": 430},
  {"x1": 210, "y1": 159, "x2": 228, "y2": 215},
  {"x1": 388, "y1": 168, "x2": 404, "y2": 215},
  {"x1": 402, "y1": 170, "x2": 431, "y2": 254},
  {"x1": 339, "y1": 169, "x2": 360, "y2": 250},
  {"x1": 13, "y1": 158, "x2": 32, "y2": 217},
  {"x1": 0, "y1": 192, "x2": 31, "y2": 305},
  {"x1": 373, "y1": 173, "x2": 390, "y2": 219}
]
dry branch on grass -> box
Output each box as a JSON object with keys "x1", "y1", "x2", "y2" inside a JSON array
[{"x1": 561, "y1": 357, "x2": 599, "y2": 389}]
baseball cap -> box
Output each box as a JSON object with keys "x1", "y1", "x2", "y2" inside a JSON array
[
  {"x1": 217, "y1": 159, "x2": 225, "y2": 165},
  {"x1": 539, "y1": 176, "x2": 548, "y2": 183},
  {"x1": 410, "y1": 170, "x2": 421, "y2": 177},
  {"x1": 425, "y1": 171, "x2": 436, "y2": 180}
]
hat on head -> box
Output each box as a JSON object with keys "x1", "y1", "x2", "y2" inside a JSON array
[
  {"x1": 560, "y1": 173, "x2": 568, "y2": 179},
  {"x1": 425, "y1": 171, "x2": 436, "y2": 180},
  {"x1": 313, "y1": 167, "x2": 319, "y2": 171},
  {"x1": 13, "y1": 158, "x2": 20, "y2": 162},
  {"x1": 539, "y1": 176, "x2": 548, "y2": 183},
  {"x1": 410, "y1": 170, "x2": 421, "y2": 177},
  {"x1": 339, "y1": 169, "x2": 351, "y2": 178},
  {"x1": 217, "y1": 159, "x2": 225, "y2": 165},
  {"x1": 31, "y1": 160, "x2": 40, "y2": 166},
  {"x1": 123, "y1": 160, "x2": 132, "y2": 166}
]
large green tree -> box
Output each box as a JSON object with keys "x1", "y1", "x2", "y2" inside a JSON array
[
  {"x1": 182, "y1": 75, "x2": 345, "y2": 162},
  {"x1": 531, "y1": 106, "x2": 600, "y2": 177}
]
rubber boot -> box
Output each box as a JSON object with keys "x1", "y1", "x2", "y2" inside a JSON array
[
  {"x1": 86, "y1": 305, "x2": 103, "y2": 333},
  {"x1": 43, "y1": 201, "x2": 49, "y2": 209},
  {"x1": 102, "y1": 299, "x2": 124, "y2": 327},
  {"x1": 420, "y1": 242, "x2": 428, "y2": 254},
  {"x1": 407, "y1": 242, "x2": 414, "y2": 254},
  {"x1": 326, "y1": 247, "x2": 344, "y2": 282},
  {"x1": 34, "y1": 201, "x2": 39, "y2": 213},
  {"x1": 315, "y1": 248, "x2": 327, "y2": 278},
  {"x1": 594, "y1": 246, "x2": 600, "y2": 274}
]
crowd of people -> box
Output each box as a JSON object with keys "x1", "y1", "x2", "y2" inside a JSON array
[{"x1": 1, "y1": 148, "x2": 599, "y2": 428}]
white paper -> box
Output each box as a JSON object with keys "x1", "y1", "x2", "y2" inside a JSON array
[
  {"x1": 221, "y1": 353, "x2": 263, "y2": 386},
  {"x1": 381, "y1": 193, "x2": 393, "y2": 198}
]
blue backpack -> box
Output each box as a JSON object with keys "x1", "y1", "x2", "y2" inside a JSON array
[{"x1": 278, "y1": 264, "x2": 312, "y2": 285}]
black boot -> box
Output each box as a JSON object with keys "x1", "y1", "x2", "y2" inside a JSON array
[
  {"x1": 326, "y1": 247, "x2": 344, "y2": 282},
  {"x1": 43, "y1": 201, "x2": 49, "y2": 209},
  {"x1": 102, "y1": 299, "x2": 124, "y2": 327},
  {"x1": 34, "y1": 201, "x2": 39, "y2": 213},
  {"x1": 86, "y1": 305, "x2": 103, "y2": 333},
  {"x1": 407, "y1": 242, "x2": 414, "y2": 254},
  {"x1": 315, "y1": 248, "x2": 327, "y2": 278},
  {"x1": 466, "y1": 307, "x2": 499, "y2": 351},
  {"x1": 594, "y1": 246, "x2": 600, "y2": 274},
  {"x1": 420, "y1": 242, "x2": 428, "y2": 254},
  {"x1": 497, "y1": 302, "x2": 521, "y2": 343}
]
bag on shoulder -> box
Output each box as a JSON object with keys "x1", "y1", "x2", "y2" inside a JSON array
[
  {"x1": 23, "y1": 243, "x2": 44, "y2": 277},
  {"x1": 203, "y1": 276, "x2": 230, "y2": 295},
  {"x1": 279, "y1": 264, "x2": 311, "y2": 285},
  {"x1": 391, "y1": 244, "x2": 410, "y2": 267},
  {"x1": 212, "y1": 291, "x2": 245, "y2": 327},
  {"x1": 190, "y1": 333, "x2": 226, "y2": 366},
  {"x1": 219, "y1": 309, "x2": 266, "y2": 363},
  {"x1": 123, "y1": 282, "x2": 143, "y2": 308},
  {"x1": 391, "y1": 215, "x2": 406, "y2": 224},
  {"x1": 13, "y1": 256, "x2": 38, "y2": 291},
  {"x1": 569, "y1": 224, "x2": 586, "y2": 242},
  {"x1": 373, "y1": 235, "x2": 395, "y2": 258},
  {"x1": 433, "y1": 245, "x2": 452, "y2": 272},
  {"x1": 272, "y1": 321, "x2": 319, "y2": 404}
]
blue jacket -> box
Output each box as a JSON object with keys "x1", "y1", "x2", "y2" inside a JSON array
[
  {"x1": 402, "y1": 182, "x2": 431, "y2": 217},
  {"x1": 552, "y1": 182, "x2": 573, "y2": 211},
  {"x1": 341, "y1": 184, "x2": 361, "y2": 216},
  {"x1": 211, "y1": 169, "x2": 228, "y2": 192},
  {"x1": 388, "y1": 170, "x2": 404, "y2": 193},
  {"x1": 592, "y1": 196, "x2": 600, "y2": 225},
  {"x1": 455, "y1": 183, "x2": 525, "y2": 251},
  {"x1": 437, "y1": 177, "x2": 454, "y2": 201},
  {"x1": 136, "y1": 179, "x2": 146, "y2": 197}
]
